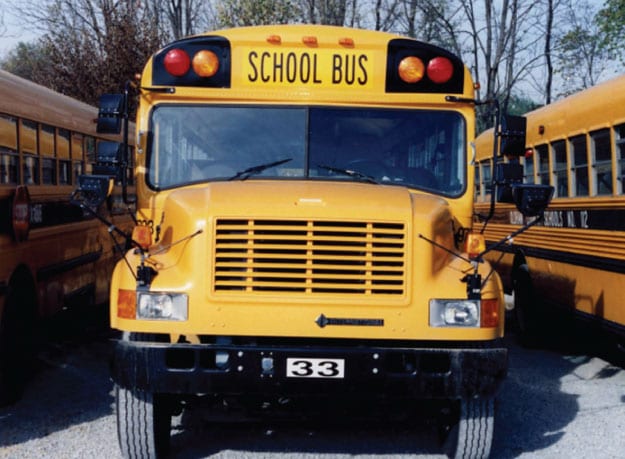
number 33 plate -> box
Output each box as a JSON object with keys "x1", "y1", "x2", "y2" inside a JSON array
[{"x1": 286, "y1": 358, "x2": 345, "y2": 378}]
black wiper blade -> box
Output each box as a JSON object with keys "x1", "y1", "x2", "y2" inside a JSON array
[
  {"x1": 228, "y1": 158, "x2": 292, "y2": 181},
  {"x1": 317, "y1": 164, "x2": 379, "y2": 184}
]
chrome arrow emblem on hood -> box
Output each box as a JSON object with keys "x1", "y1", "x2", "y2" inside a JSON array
[{"x1": 315, "y1": 314, "x2": 384, "y2": 328}]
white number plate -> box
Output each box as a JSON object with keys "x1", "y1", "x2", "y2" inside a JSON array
[{"x1": 286, "y1": 358, "x2": 345, "y2": 378}]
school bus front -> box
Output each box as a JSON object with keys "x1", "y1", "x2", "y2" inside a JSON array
[{"x1": 105, "y1": 25, "x2": 506, "y2": 459}]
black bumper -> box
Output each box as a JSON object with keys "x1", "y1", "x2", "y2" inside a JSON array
[{"x1": 111, "y1": 340, "x2": 507, "y2": 399}]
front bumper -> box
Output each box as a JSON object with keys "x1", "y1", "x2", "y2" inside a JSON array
[{"x1": 111, "y1": 339, "x2": 507, "y2": 399}]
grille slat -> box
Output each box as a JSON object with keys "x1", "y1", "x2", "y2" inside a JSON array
[{"x1": 213, "y1": 219, "x2": 406, "y2": 295}]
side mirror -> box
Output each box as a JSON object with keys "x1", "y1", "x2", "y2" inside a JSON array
[
  {"x1": 94, "y1": 141, "x2": 124, "y2": 182},
  {"x1": 97, "y1": 94, "x2": 125, "y2": 134},
  {"x1": 495, "y1": 162, "x2": 523, "y2": 203},
  {"x1": 511, "y1": 184, "x2": 554, "y2": 217},
  {"x1": 71, "y1": 175, "x2": 114, "y2": 208},
  {"x1": 499, "y1": 115, "x2": 527, "y2": 157}
]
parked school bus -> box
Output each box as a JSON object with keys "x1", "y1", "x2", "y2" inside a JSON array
[
  {"x1": 74, "y1": 24, "x2": 551, "y2": 458},
  {"x1": 474, "y1": 75, "x2": 625, "y2": 344},
  {"x1": 0, "y1": 70, "x2": 134, "y2": 404}
]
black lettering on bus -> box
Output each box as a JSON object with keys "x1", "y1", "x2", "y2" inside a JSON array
[
  {"x1": 332, "y1": 54, "x2": 368, "y2": 85},
  {"x1": 345, "y1": 54, "x2": 355, "y2": 85},
  {"x1": 248, "y1": 51, "x2": 259, "y2": 82},
  {"x1": 358, "y1": 55, "x2": 368, "y2": 85},
  {"x1": 273, "y1": 52, "x2": 284, "y2": 82},
  {"x1": 313, "y1": 54, "x2": 322, "y2": 83},
  {"x1": 332, "y1": 54, "x2": 342, "y2": 84},
  {"x1": 286, "y1": 52, "x2": 297, "y2": 83},
  {"x1": 260, "y1": 51, "x2": 271, "y2": 82},
  {"x1": 300, "y1": 53, "x2": 311, "y2": 83}
]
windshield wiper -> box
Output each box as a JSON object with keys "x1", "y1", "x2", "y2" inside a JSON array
[
  {"x1": 228, "y1": 158, "x2": 292, "y2": 181},
  {"x1": 317, "y1": 164, "x2": 379, "y2": 184}
]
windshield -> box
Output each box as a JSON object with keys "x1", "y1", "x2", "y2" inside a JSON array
[{"x1": 147, "y1": 105, "x2": 466, "y2": 196}]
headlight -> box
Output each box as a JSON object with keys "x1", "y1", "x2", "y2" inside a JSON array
[
  {"x1": 137, "y1": 292, "x2": 188, "y2": 321},
  {"x1": 429, "y1": 299, "x2": 480, "y2": 327}
]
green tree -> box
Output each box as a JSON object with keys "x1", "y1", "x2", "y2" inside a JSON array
[
  {"x1": 1, "y1": 41, "x2": 50, "y2": 79},
  {"x1": 596, "y1": 0, "x2": 625, "y2": 61}
]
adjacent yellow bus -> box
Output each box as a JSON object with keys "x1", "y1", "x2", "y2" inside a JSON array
[
  {"x1": 80, "y1": 24, "x2": 546, "y2": 458},
  {"x1": 0, "y1": 70, "x2": 134, "y2": 405},
  {"x1": 474, "y1": 74, "x2": 625, "y2": 344}
]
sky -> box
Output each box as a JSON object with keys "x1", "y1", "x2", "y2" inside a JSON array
[{"x1": 0, "y1": 0, "x2": 41, "y2": 58}]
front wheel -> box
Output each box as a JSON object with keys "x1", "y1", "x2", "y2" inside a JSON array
[
  {"x1": 116, "y1": 385, "x2": 172, "y2": 459},
  {"x1": 443, "y1": 397, "x2": 495, "y2": 459}
]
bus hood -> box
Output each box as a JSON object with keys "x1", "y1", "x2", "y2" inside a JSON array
[{"x1": 160, "y1": 180, "x2": 451, "y2": 227}]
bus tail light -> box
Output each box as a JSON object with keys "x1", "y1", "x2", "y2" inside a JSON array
[
  {"x1": 398, "y1": 56, "x2": 425, "y2": 83},
  {"x1": 481, "y1": 298, "x2": 500, "y2": 328},
  {"x1": 427, "y1": 57, "x2": 454, "y2": 83},
  {"x1": 164, "y1": 48, "x2": 191, "y2": 76},
  {"x1": 192, "y1": 50, "x2": 220, "y2": 77}
]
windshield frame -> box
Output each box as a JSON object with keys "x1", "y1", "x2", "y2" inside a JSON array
[{"x1": 145, "y1": 104, "x2": 468, "y2": 197}]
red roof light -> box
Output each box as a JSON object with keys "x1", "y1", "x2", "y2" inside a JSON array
[
  {"x1": 427, "y1": 57, "x2": 454, "y2": 84},
  {"x1": 164, "y1": 49, "x2": 191, "y2": 77}
]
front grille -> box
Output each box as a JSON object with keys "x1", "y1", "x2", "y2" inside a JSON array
[{"x1": 213, "y1": 219, "x2": 406, "y2": 295}]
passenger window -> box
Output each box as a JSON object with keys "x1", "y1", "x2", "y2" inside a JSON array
[
  {"x1": 591, "y1": 128, "x2": 612, "y2": 195},
  {"x1": 616, "y1": 124, "x2": 625, "y2": 195},
  {"x1": 535, "y1": 144, "x2": 549, "y2": 186},
  {"x1": 21, "y1": 119, "x2": 38, "y2": 155},
  {"x1": 552, "y1": 140, "x2": 568, "y2": 197},
  {"x1": 523, "y1": 151, "x2": 535, "y2": 184},
  {"x1": 0, "y1": 114, "x2": 18, "y2": 184},
  {"x1": 570, "y1": 135, "x2": 588, "y2": 196}
]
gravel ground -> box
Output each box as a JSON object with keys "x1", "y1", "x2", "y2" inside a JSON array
[{"x1": 1, "y1": 323, "x2": 625, "y2": 458}]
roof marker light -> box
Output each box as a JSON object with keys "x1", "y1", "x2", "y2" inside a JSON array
[
  {"x1": 164, "y1": 48, "x2": 191, "y2": 77},
  {"x1": 302, "y1": 36, "x2": 318, "y2": 46},
  {"x1": 192, "y1": 50, "x2": 219, "y2": 77},
  {"x1": 398, "y1": 56, "x2": 425, "y2": 83},
  {"x1": 339, "y1": 37, "x2": 354, "y2": 47},
  {"x1": 427, "y1": 56, "x2": 454, "y2": 84},
  {"x1": 267, "y1": 35, "x2": 281, "y2": 45}
]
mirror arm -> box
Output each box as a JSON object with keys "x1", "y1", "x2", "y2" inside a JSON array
[{"x1": 477, "y1": 211, "x2": 544, "y2": 260}]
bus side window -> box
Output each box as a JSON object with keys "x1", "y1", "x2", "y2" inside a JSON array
[
  {"x1": 41, "y1": 123, "x2": 57, "y2": 185},
  {"x1": 72, "y1": 132, "x2": 84, "y2": 183},
  {"x1": 570, "y1": 134, "x2": 589, "y2": 196},
  {"x1": 474, "y1": 162, "x2": 481, "y2": 200},
  {"x1": 536, "y1": 144, "x2": 550, "y2": 187},
  {"x1": 481, "y1": 159, "x2": 492, "y2": 201},
  {"x1": 591, "y1": 128, "x2": 612, "y2": 196},
  {"x1": 523, "y1": 151, "x2": 535, "y2": 184},
  {"x1": 0, "y1": 114, "x2": 18, "y2": 184},
  {"x1": 58, "y1": 128, "x2": 71, "y2": 185},
  {"x1": 21, "y1": 119, "x2": 39, "y2": 185},
  {"x1": 617, "y1": 124, "x2": 625, "y2": 195},
  {"x1": 552, "y1": 140, "x2": 567, "y2": 197}
]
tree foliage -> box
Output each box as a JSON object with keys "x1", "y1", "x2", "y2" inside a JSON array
[
  {"x1": 216, "y1": 0, "x2": 298, "y2": 27},
  {"x1": 596, "y1": 0, "x2": 625, "y2": 61}
]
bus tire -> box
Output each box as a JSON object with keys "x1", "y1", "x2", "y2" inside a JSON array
[
  {"x1": 0, "y1": 272, "x2": 38, "y2": 406},
  {"x1": 116, "y1": 384, "x2": 171, "y2": 459},
  {"x1": 444, "y1": 397, "x2": 494, "y2": 459},
  {"x1": 513, "y1": 264, "x2": 542, "y2": 345}
]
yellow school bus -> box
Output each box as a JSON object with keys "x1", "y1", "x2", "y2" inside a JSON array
[
  {"x1": 474, "y1": 74, "x2": 625, "y2": 344},
  {"x1": 78, "y1": 24, "x2": 549, "y2": 458},
  {"x1": 0, "y1": 70, "x2": 134, "y2": 405}
]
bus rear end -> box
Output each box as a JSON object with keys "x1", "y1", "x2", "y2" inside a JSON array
[{"x1": 102, "y1": 25, "x2": 508, "y2": 458}]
